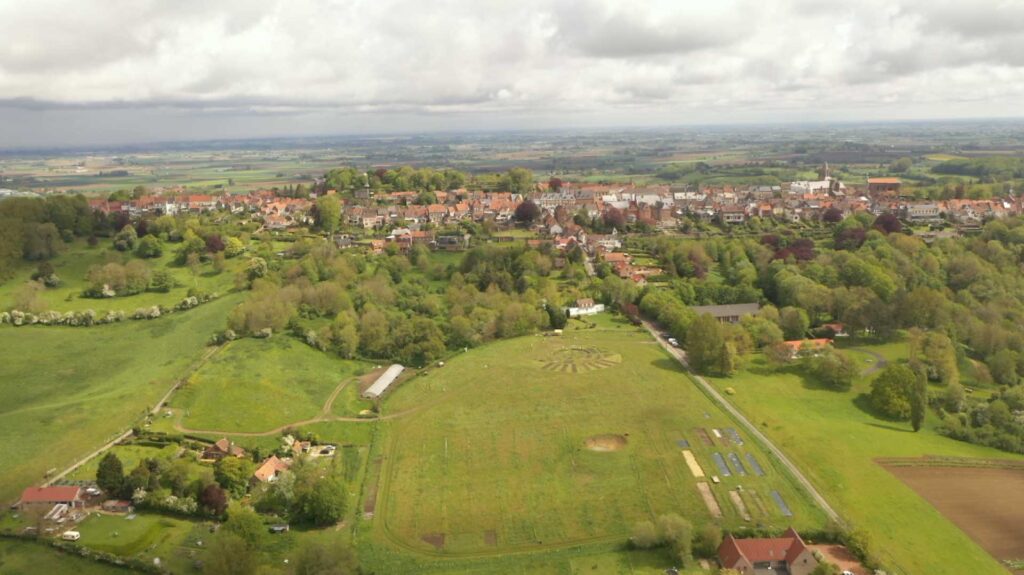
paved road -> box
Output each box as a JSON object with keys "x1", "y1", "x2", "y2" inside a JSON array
[{"x1": 641, "y1": 319, "x2": 841, "y2": 523}]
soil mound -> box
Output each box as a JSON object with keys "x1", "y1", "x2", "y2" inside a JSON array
[{"x1": 584, "y1": 434, "x2": 627, "y2": 451}]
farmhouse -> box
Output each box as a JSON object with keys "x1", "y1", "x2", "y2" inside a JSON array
[
  {"x1": 202, "y1": 438, "x2": 247, "y2": 461},
  {"x1": 692, "y1": 303, "x2": 761, "y2": 324},
  {"x1": 567, "y1": 298, "x2": 605, "y2": 318},
  {"x1": 718, "y1": 528, "x2": 818, "y2": 575},
  {"x1": 252, "y1": 455, "x2": 291, "y2": 484},
  {"x1": 17, "y1": 486, "x2": 84, "y2": 512},
  {"x1": 363, "y1": 364, "x2": 405, "y2": 399}
]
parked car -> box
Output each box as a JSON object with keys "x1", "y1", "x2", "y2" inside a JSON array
[{"x1": 61, "y1": 531, "x2": 80, "y2": 541}]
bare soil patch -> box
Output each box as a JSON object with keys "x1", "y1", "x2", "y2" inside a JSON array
[
  {"x1": 421, "y1": 532, "x2": 445, "y2": 550},
  {"x1": 484, "y1": 529, "x2": 498, "y2": 546},
  {"x1": 809, "y1": 544, "x2": 868, "y2": 575},
  {"x1": 696, "y1": 482, "x2": 722, "y2": 518},
  {"x1": 885, "y1": 464, "x2": 1024, "y2": 572},
  {"x1": 363, "y1": 457, "x2": 382, "y2": 518},
  {"x1": 693, "y1": 427, "x2": 714, "y2": 446},
  {"x1": 584, "y1": 434, "x2": 627, "y2": 452}
]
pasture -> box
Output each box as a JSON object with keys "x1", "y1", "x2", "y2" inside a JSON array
[
  {"x1": 170, "y1": 336, "x2": 369, "y2": 434},
  {"x1": 705, "y1": 348, "x2": 1024, "y2": 575},
  {"x1": 0, "y1": 539, "x2": 129, "y2": 575},
  {"x1": 366, "y1": 315, "x2": 825, "y2": 569},
  {"x1": 0, "y1": 295, "x2": 240, "y2": 504},
  {"x1": 67, "y1": 443, "x2": 181, "y2": 481},
  {"x1": 0, "y1": 240, "x2": 244, "y2": 313}
]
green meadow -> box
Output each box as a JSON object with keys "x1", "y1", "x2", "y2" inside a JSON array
[
  {"x1": 0, "y1": 241, "x2": 244, "y2": 314},
  {"x1": 169, "y1": 336, "x2": 370, "y2": 434},
  {"x1": 360, "y1": 315, "x2": 826, "y2": 572},
  {"x1": 705, "y1": 345, "x2": 1024, "y2": 575},
  {"x1": 0, "y1": 295, "x2": 240, "y2": 503},
  {"x1": 0, "y1": 539, "x2": 130, "y2": 575}
]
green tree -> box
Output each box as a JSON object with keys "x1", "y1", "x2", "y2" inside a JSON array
[
  {"x1": 224, "y1": 236, "x2": 245, "y2": 258},
  {"x1": 223, "y1": 507, "x2": 267, "y2": 549},
  {"x1": 135, "y1": 234, "x2": 163, "y2": 258},
  {"x1": 911, "y1": 371, "x2": 928, "y2": 432},
  {"x1": 315, "y1": 195, "x2": 341, "y2": 234},
  {"x1": 96, "y1": 452, "x2": 125, "y2": 497},
  {"x1": 987, "y1": 349, "x2": 1019, "y2": 386},
  {"x1": 630, "y1": 520, "x2": 659, "y2": 548},
  {"x1": 203, "y1": 532, "x2": 259, "y2": 575},
  {"x1": 870, "y1": 364, "x2": 917, "y2": 420},
  {"x1": 292, "y1": 535, "x2": 358, "y2": 575},
  {"x1": 293, "y1": 471, "x2": 347, "y2": 526},
  {"x1": 214, "y1": 457, "x2": 255, "y2": 498},
  {"x1": 656, "y1": 514, "x2": 693, "y2": 565},
  {"x1": 686, "y1": 314, "x2": 725, "y2": 375},
  {"x1": 810, "y1": 562, "x2": 841, "y2": 575},
  {"x1": 500, "y1": 167, "x2": 534, "y2": 194},
  {"x1": 779, "y1": 306, "x2": 809, "y2": 340},
  {"x1": 113, "y1": 224, "x2": 138, "y2": 251},
  {"x1": 692, "y1": 524, "x2": 722, "y2": 558},
  {"x1": 808, "y1": 349, "x2": 859, "y2": 391}
]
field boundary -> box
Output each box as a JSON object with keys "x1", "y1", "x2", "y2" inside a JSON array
[{"x1": 878, "y1": 456, "x2": 1024, "y2": 470}]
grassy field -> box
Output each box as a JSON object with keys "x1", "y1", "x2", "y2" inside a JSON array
[
  {"x1": 0, "y1": 294, "x2": 240, "y2": 504},
  {"x1": 169, "y1": 336, "x2": 370, "y2": 433},
  {"x1": 705, "y1": 346, "x2": 1024, "y2": 575},
  {"x1": 67, "y1": 443, "x2": 181, "y2": 481},
  {"x1": 0, "y1": 240, "x2": 244, "y2": 313},
  {"x1": 76, "y1": 513, "x2": 196, "y2": 557},
  {"x1": 0, "y1": 539, "x2": 130, "y2": 574},
  {"x1": 361, "y1": 314, "x2": 826, "y2": 572}
]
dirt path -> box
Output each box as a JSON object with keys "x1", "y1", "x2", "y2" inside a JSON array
[
  {"x1": 641, "y1": 319, "x2": 841, "y2": 523},
  {"x1": 852, "y1": 347, "x2": 887, "y2": 375},
  {"x1": 172, "y1": 373, "x2": 422, "y2": 438},
  {"x1": 42, "y1": 344, "x2": 229, "y2": 487}
]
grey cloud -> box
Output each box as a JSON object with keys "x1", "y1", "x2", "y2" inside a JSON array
[{"x1": 0, "y1": 0, "x2": 1022, "y2": 147}]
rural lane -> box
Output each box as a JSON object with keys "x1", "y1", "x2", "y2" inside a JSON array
[{"x1": 640, "y1": 319, "x2": 842, "y2": 523}]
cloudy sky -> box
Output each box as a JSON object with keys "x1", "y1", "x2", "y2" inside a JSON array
[{"x1": 2, "y1": 0, "x2": 1023, "y2": 148}]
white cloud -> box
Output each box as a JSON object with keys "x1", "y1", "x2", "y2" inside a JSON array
[{"x1": 0, "y1": 0, "x2": 1022, "y2": 146}]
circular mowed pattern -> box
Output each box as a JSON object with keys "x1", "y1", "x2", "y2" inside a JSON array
[{"x1": 537, "y1": 346, "x2": 622, "y2": 373}]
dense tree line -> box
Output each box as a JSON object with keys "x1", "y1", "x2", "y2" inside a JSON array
[
  {"x1": 226, "y1": 241, "x2": 569, "y2": 366},
  {"x1": 631, "y1": 213, "x2": 1024, "y2": 452}
]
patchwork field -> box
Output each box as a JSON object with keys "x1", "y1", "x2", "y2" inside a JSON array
[
  {"x1": 169, "y1": 336, "x2": 370, "y2": 434},
  {"x1": 705, "y1": 348, "x2": 1024, "y2": 575},
  {"x1": 0, "y1": 295, "x2": 240, "y2": 504},
  {"x1": 370, "y1": 316, "x2": 826, "y2": 565},
  {"x1": 885, "y1": 462, "x2": 1024, "y2": 574}
]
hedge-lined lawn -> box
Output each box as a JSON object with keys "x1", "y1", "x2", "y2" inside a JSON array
[
  {"x1": 0, "y1": 539, "x2": 129, "y2": 575},
  {"x1": 705, "y1": 349, "x2": 1024, "y2": 575},
  {"x1": 75, "y1": 513, "x2": 195, "y2": 557},
  {"x1": 368, "y1": 317, "x2": 826, "y2": 566},
  {"x1": 0, "y1": 241, "x2": 245, "y2": 313},
  {"x1": 171, "y1": 337, "x2": 370, "y2": 433},
  {"x1": 0, "y1": 295, "x2": 241, "y2": 504}
]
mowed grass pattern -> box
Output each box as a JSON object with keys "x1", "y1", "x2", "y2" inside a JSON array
[
  {"x1": 706, "y1": 349, "x2": 1024, "y2": 575},
  {"x1": 172, "y1": 336, "x2": 367, "y2": 433},
  {"x1": 377, "y1": 319, "x2": 825, "y2": 555},
  {"x1": 0, "y1": 295, "x2": 240, "y2": 504}
]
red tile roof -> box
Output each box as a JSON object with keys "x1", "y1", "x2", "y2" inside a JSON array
[{"x1": 20, "y1": 486, "x2": 81, "y2": 503}]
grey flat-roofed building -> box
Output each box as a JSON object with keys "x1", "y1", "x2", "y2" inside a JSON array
[{"x1": 691, "y1": 303, "x2": 760, "y2": 324}]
